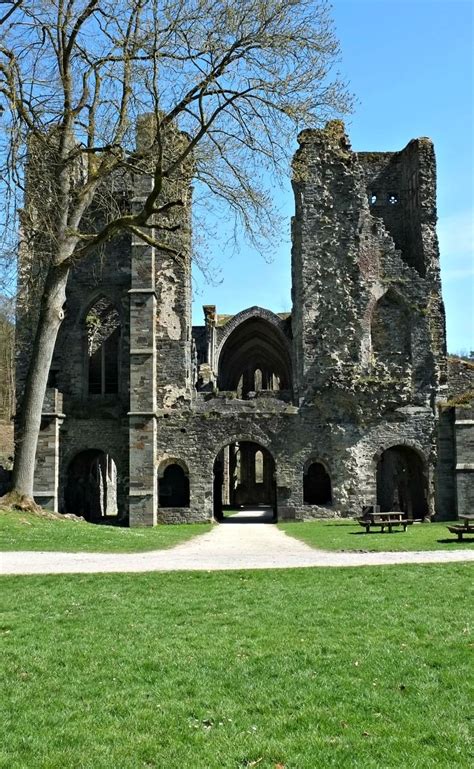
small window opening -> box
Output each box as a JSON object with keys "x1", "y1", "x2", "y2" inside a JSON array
[
  {"x1": 388, "y1": 193, "x2": 399, "y2": 205},
  {"x1": 369, "y1": 193, "x2": 377, "y2": 205}
]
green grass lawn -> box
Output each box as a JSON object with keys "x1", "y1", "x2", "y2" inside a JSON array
[
  {"x1": 0, "y1": 508, "x2": 211, "y2": 553},
  {"x1": 1, "y1": 565, "x2": 472, "y2": 768},
  {"x1": 278, "y1": 519, "x2": 474, "y2": 552}
]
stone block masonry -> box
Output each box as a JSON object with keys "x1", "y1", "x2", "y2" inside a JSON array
[{"x1": 16, "y1": 120, "x2": 472, "y2": 525}]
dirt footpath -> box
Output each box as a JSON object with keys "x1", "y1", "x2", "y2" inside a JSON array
[{"x1": 1, "y1": 513, "x2": 473, "y2": 575}]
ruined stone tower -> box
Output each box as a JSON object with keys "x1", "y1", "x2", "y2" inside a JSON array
[{"x1": 16, "y1": 121, "x2": 474, "y2": 524}]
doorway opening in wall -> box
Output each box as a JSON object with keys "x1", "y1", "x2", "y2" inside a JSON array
[
  {"x1": 213, "y1": 441, "x2": 276, "y2": 523},
  {"x1": 303, "y1": 461, "x2": 332, "y2": 505},
  {"x1": 158, "y1": 460, "x2": 190, "y2": 508},
  {"x1": 376, "y1": 446, "x2": 429, "y2": 520},
  {"x1": 64, "y1": 449, "x2": 119, "y2": 523}
]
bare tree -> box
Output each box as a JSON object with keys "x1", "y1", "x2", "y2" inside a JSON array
[{"x1": 0, "y1": 0, "x2": 351, "y2": 500}]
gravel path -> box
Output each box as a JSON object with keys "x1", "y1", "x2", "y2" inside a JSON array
[{"x1": 2, "y1": 512, "x2": 473, "y2": 575}]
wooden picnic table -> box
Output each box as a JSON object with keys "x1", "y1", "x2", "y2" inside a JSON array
[
  {"x1": 357, "y1": 510, "x2": 408, "y2": 534},
  {"x1": 447, "y1": 514, "x2": 474, "y2": 541}
]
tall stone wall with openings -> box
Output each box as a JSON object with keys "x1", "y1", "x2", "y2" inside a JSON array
[
  {"x1": 288, "y1": 121, "x2": 447, "y2": 520},
  {"x1": 18, "y1": 118, "x2": 464, "y2": 525},
  {"x1": 17, "y1": 116, "x2": 192, "y2": 518}
]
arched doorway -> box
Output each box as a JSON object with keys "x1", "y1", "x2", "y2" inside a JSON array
[
  {"x1": 158, "y1": 460, "x2": 190, "y2": 508},
  {"x1": 303, "y1": 461, "x2": 332, "y2": 505},
  {"x1": 64, "y1": 449, "x2": 118, "y2": 521},
  {"x1": 376, "y1": 446, "x2": 429, "y2": 519},
  {"x1": 213, "y1": 441, "x2": 276, "y2": 522}
]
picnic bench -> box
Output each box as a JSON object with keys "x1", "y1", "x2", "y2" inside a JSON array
[
  {"x1": 357, "y1": 510, "x2": 408, "y2": 533},
  {"x1": 447, "y1": 513, "x2": 474, "y2": 541}
]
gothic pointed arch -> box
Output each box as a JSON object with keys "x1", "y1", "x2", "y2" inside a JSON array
[
  {"x1": 216, "y1": 307, "x2": 292, "y2": 396},
  {"x1": 375, "y1": 444, "x2": 429, "y2": 519},
  {"x1": 158, "y1": 458, "x2": 190, "y2": 508},
  {"x1": 303, "y1": 459, "x2": 332, "y2": 505},
  {"x1": 84, "y1": 295, "x2": 122, "y2": 395}
]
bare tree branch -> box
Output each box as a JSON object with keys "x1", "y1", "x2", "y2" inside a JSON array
[{"x1": 0, "y1": 0, "x2": 352, "y2": 498}]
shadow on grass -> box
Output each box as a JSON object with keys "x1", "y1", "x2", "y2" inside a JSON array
[
  {"x1": 349, "y1": 530, "x2": 407, "y2": 536},
  {"x1": 317, "y1": 522, "x2": 357, "y2": 528},
  {"x1": 90, "y1": 517, "x2": 128, "y2": 528},
  {"x1": 436, "y1": 538, "x2": 474, "y2": 545}
]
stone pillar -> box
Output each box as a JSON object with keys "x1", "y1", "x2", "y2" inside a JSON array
[
  {"x1": 242, "y1": 367, "x2": 254, "y2": 396},
  {"x1": 128, "y1": 175, "x2": 158, "y2": 526},
  {"x1": 262, "y1": 451, "x2": 273, "y2": 501},
  {"x1": 222, "y1": 444, "x2": 230, "y2": 505},
  {"x1": 454, "y1": 405, "x2": 474, "y2": 517},
  {"x1": 203, "y1": 305, "x2": 217, "y2": 374},
  {"x1": 229, "y1": 443, "x2": 238, "y2": 505},
  {"x1": 33, "y1": 388, "x2": 64, "y2": 512}
]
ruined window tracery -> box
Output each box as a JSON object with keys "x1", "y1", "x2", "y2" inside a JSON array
[{"x1": 86, "y1": 297, "x2": 121, "y2": 395}]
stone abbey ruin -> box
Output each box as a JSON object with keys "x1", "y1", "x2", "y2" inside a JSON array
[{"x1": 16, "y1": 120, "x2": 474, "y2": 525}]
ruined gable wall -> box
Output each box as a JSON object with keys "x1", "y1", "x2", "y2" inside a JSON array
[
  {"x1": 291, "y1": 122, "x2": 445, "y2": 414},
  {"x1": 291, "y1": 121, "x2": 369, "y2": 399},
  {"x1": 288, "y1": 122, "x2": 449, "y2": 518},
  {"x1": 359, "y1": 139, "x2": 447, "y2": 387}
]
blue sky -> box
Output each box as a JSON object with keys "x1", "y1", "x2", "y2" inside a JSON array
[{"x1": 192, "y1": 0, "x2": 473, "y2": 354}]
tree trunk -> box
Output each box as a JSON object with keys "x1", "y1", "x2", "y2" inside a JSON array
[{"x1": 12, "y1": 263, "x2": 69, "y2": 498}]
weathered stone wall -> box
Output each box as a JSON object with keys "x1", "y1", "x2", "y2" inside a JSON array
[
  {"x1": 291, "y1": 122, "x2": 446, "y2": 412},
  {"x1": 435, "y1": 408, "x2": 457, "y2": 519},
  {"x1": 153, "y1": 393, "x2": 436, "y2": 522},
  {"x1": 453, "y1": 402, "x2": 474, "y2": 518},
  {"x1": 435, "y1": 357, "x2": 474, "y2": 519},
  {"x1": 447, "y1": 357, "x2": 474, "y2": 400},
  {"x1": 19, "y1": 119, "x2": 457, "y2": 525}
]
